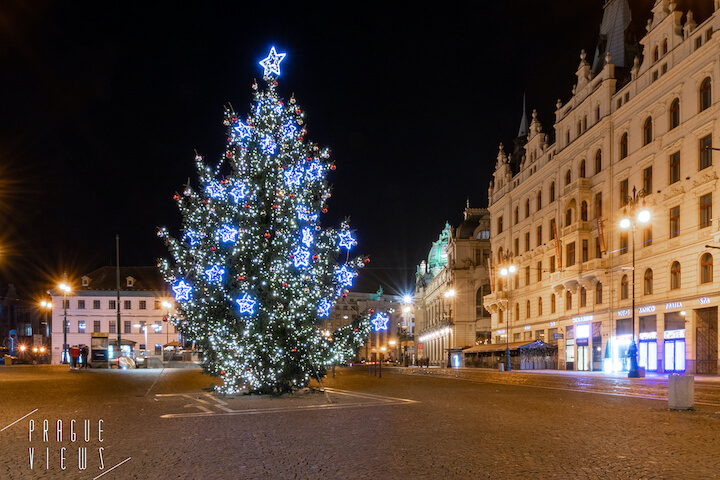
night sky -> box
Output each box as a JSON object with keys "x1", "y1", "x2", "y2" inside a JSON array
[{"x1": 0, "y1": 0, "x2": 691, "y2": 299}]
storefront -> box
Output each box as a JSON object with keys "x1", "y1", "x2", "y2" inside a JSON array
[{"x1": 638, "y1": 309, "x2": 658, "y2": 372}]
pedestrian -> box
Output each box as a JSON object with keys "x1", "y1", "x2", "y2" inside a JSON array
[
  {"x1": 69, "y1": 345, "x2": 80, "y2": 369},
  {"x1": 81, "y1": 345, "x2": 89, "y2": 369}
]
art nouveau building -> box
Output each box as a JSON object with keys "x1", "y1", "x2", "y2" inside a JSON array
[
  {"x1": 484, "y1": 0, "x2": 720, "y2": 374},
  {"x1": 415, "y1": 206, "x2": 492, "y2": 366}
]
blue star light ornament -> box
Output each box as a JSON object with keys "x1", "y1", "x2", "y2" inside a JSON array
[
  {"x1": 338, "y1": 231, "x2": 356, "y2": 250},
  {"x1": 371, "y1": 312, "x2": 390, "y2": 331},
  {"x1": 259, "y1": 46, "x2": 286, "y2": 77},
  {"x1": 233, "y1": 121, "x2": 251, "y2": 140},
  {"x1": 317, "y1": 298, "x2": 332, "y2": 318},
  {"x1": 218, "y1": 225, "x2": 239, "y2": 243},
  {"x1": 236, "y1": 294, "x2": 256, "y2": 315},
  {"x1": 204, "y1": 265, "x2": 225, "y2": 283},
  {"x1": 336, "y1": 265, "x2": 355, "y2": 287},
  {"x1": 206, "y1": 181, "x2": 224, "y2": 199},
  {"x1": 172, "y1": 280, "x2": 192, "y2": 302}
]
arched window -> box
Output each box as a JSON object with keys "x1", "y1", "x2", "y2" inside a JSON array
[
  {"x1": 565, "y1": 169, "x2": 572, "y2": 185},
  {"x1": 579, "y1": 159, "x2": 586, "y2": 178},
  {"x1": 499, "y1": 309, "x2": 503, "y2": 324},
  {"x1": 550, "y1": 293, "x2": 556, "y2": 313},
  {"x1": 525, "y1": 199, "x2": 530, "y2": 218},
  {"x1": 596, "y1": 104, "x2": 601, "y2": 121},
  {"x1": 700, "y1": 77, "x2": 712, "y2": 112},
  {"x1": 594, "y1": 150, "x2": 602, "y2": 174},
  {"x1": 580, "y1": 287, "x2": 587, "y2": 307},
  {"x1": 537, "y1": 190, "x2": 542, "y2": 211},
  {"x1": 581, "y1": 201, "x2": 588, "y2": 221},
  {"x1": 526, "y1": 300, "x2": 531, "y2": 319},
  {"x1": 515, "y1": 302, "x2": 520, "y2": 321},
  {"x1": 644, "y1": 269, "x2": 653, "y2": 295},
  {"x1": 669, "y1": 98, "x2": 680, "y2": 129},
  {"x1": 566, "y1": 208, "x2": 573, "y2": 226},
  {"x1": 595, "y1": 282, "x2": 603, "y2": 304},
  {"x1": 566, "y1": 129, "x2": 571, "y2": 144},
  {"x1": 577, "y1": 121, "x2": 582, "y2": 136},
  {"x1": 653, "y1": 46, "x2": 659, "y2": 62},
  {"x1": 550, "y1": 182, "x2": 556, "y2": 202},
  {"x1": 620, "y1": 133, "x2": 628, "y2": 159},
  {"x1": 662, "y1": 38, "x2": 668, "y2": 55},
  {"x1": 643, "y1": 117, "x2": 653, "y2": 146},
  {"x1": 497, "y1": 247, "x2": 504, "y2": 264},
  {"x1": 621, "y1": 275, "x2": 629, "y2": 299},
  {"x1": 670, "y1": 261, "x2": 681, "y2": 290},
  {"x1": 538, "y1": 297, "x2": 543, "y2": 316},
  {"x1": 701, "y1": 253, "x2": 713, "y2": 284},
  {"x1": 566, "y1": 290, "x2": 572, "y2": 310},
  {"x1": 583, "y1": 115, "x2": 587, "y2": 131}
]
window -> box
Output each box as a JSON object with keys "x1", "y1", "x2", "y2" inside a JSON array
[
  {"x1": 497, "y1": 216, "x2": 503, "y2": 234},
  {"x1": 620, "y1": 179, "x2": 629, "y2": 207},
  {"x1": 514, "y1": 206, "x2": 519, "y2": 224},
  {"x1": 550, "y1": 294, "x2": 556, "y2": 313},
  {"x1": 550, "y1": 256, "x2": 556, "y2": 273},
  {"x1": 671, "y1": 261, "x2": 681, "y2": 290},
  {"x1": 643, "y1": 225, "x2": 652, "y2": 247},
  {"x1": 621, "y1": 275, "x2": 629, "y2": 299},
  {"x1": 566, "y1": 129, "x2": 570, "y2": 144},
  {"x1": 595, "y1": 282, "x2": 603, "y2": 304},
  {"x1": 109, "y1": 300, "x2": 116, "y2": 310},
  {"x1": 620, "y1": 231, "x2": 628, "y2": 255},
  {"x1": 124, "y1": 320, "x2": 131, "y2": 334},
  {"x1": 550, "y1": 182, "x2": 555, "y2": 202},
  {"x1": 620, "y1": 133, "x2": 628, "y2": 159},
  {"x1": 93, "y1": 300, "x2": 100, "y2": 309},
  {"x1": 525, "y1": 266, "x2": 531, "y2": 286},
  {"x1": 77, "y1": 300, "x2": 85, "y2": 310},
  {"x1": 550, "y1": 218, "x2": 556, "y2": 240},
  {"x1": 670, "y1": 152, "x2": 680, "y2": 184},
  {"x1": 537, "y1": 190, "x2": 542, "y2": 211},
  {"x1": 580, "y1": 287, "x2": 587, "y2": 307},
  {"x1": 94, "y1": 320, "x2": 101, "y2": 333},
  {"x1": 662, "y1": 38, "x2": 668, "y2": 55},
  {"x1": 700, "y1": 135, "x2": 712, "y2": 170},
  {"x1": 579, "y1": 160, "x2": 586, "y2": 178},
  {"x1": 670, "y1": 206, "x2": 680, "y2": 238},
  {"x1": 78, "y1": 321, "x2": 86, "y2": 334},
  {"x1": 63, "y1": 299, "x2": 70, "y2": 309},
  {"x1": 700, "y1": 77, "x2": 712, "y2": 112},
  {"x1": 595, "y1": 192, "x2": 602, "y2": 218},
  {"x1": 595, "y1": 237, "x2": 602, "y2": 258},
  {"x1": 582, "y1": 239, "x2": 588, "y2": 263},
  {"x1": 537, "y1": 261, "x2": 542, "y2": 282},
  {"x1": 652, "y1": 46, "x2": 659, "y2": 62},
  {"x1": 566, "y1": 242, "x2": 576, "y2": 267},
  {"x1": 566, "y1": 208, "x2": 572, "y2": 226},
  {"x1": 643, "y1": 166, "x2": 653, "y2": 194},
  {"x1": 525, "y1": 199, "x2": 530, "y2": 218},
  {"x1": 526, "y1": 300, "x2": 531, "y2": 319},
  {"x1": 525, "y1": 232, "x2": 530, "y2": 252},
  {"x1": 566, "y1": 290, "x2": 572, "y2": 310},
  {"x1": 594, "y1": 150, "x2": 602, "y2": 174},
  {"x1": 536, "y1": 225, "x2": 542, "y2": 246},
  {"x1": 644, "y1": 269, "x2": 653, "y2": 295},
  {"x1": 154, "y1": 300, "x2": 161, "y2": 309},
  {"x1": 514, "y1": 238, "x2": 519, "y2": 256},
  {"x1": 109, "y1": 321, "x2": 116, "y2": 334},
  {"x1": 139, "y1": 300, "x2": 147, "y2": 310},
  {"x1": 538, "y1": 297, "x2": 543, "y2": 316},
  {"x1": 701, "y1": 193, "x2": 713, "y2": 228},
  {"x1": 565, "y1": 169, "x2": 572, "y2": 185},
  {"x1": 581, "y1": 201, "x2": 588, "y2": 221},
  {"x1": 701, "y1": 253, "x2": 713, "y2": 283},
  {"x1": 643, "y1": 117, "x2": 653, "y2": 145},
  {"x1": 670, "y1": 98, "x2": 680, "y2": 129},
  {"x1": 515, "y1": 303, "x2": 520, "y2": 321},
  {"x1": 124, "y1": 300, "x2": 131, "y2": 310}
]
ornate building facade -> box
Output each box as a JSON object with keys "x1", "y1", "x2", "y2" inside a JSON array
[
  {"x1": 484, "y1": 0, "x2": 720, "y2": 374},
  {"x1": 415, "y1": 206, "x2": 491, "y2": 366}
]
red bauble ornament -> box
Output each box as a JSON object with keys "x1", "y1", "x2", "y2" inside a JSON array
[
  {"x1": 272, "y1": 204, "x2": 279, "y2": 210},
  {"x1": 238, "y1": 275, "x2": 245, "y2": 281},
  {"x1": 369, "y1": 309, "x2": 375, "y2": 313},
  {"x1": 244, "y1": 204, "x2": 250, "y2": 209},
  {"x1": 231, "y1": 117, "x2": 237, "y2": 122},
  {"x1": 364, "y1": 257, "x2": 371, "y2": 263},
  {"x1": 226, "y1": 152, "x2": 232, "y2": 158},
  {"x1": 353, "y1": 328, "x2": 358, "y2": 332},
  {"x1": 264, "y1": 232, "x2": 271, "y2": 238},
  {"x1": 289, "y1": 194, "x2": 295, "y2": 199},
  {"x1": 330, "y1": 164, "x2": 336, "y2": 170},
  {"x1": 282, "y1": 282, "x2": 288, "y2": 287},
  {"x1": 298, "y1": 137, "x2": 303, "y2": 141},
  {"x1": 220, "y1": 370, "x2": 225, "y2": 375},
  {"x1": 211, "y1": 247, "x2": 216, "y2": 252},
  {"x1": 173, "y1": 194, "x2": 179, "y2": 200},
  {"x1": 322, "y1": 208, "x2": 328, "y2": 213},
  {"x1": 341, "y1": 292, "x2": 347, "y2": 298},
  {"x1": 291, "y1": 348, "x2": 297, "y2": 353}
]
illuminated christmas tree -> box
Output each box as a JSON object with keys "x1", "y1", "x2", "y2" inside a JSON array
[{"x1": 159, "y1": 47, "x2": 369, "y2": 394}]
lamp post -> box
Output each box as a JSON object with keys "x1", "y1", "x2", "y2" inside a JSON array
[
  {"x1": 619, "y1": 186, "x2": 651, "y2": 378},
  {"x1": 40, "y1": 300, "x2": 52, "y2": 341},
  {"x1": 443, "y1": 288, "x2": 456, "y2": 367},
  {"x1": 161, "y1": 300, "x2": 173, "y2": 346},
  {"x1": 59, "y1": 281, "x2": 71, "y2": 364},
  {"x1": 499, "y1": 255, "x2": 516, "y2": 372},
  {"x1": 134, "y1": 322, "x2": 148, "y2": 360}
]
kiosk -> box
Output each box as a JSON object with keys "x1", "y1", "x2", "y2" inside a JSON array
[{"x1": 90, "y1": 332, "x2": 109, "y2": 368}]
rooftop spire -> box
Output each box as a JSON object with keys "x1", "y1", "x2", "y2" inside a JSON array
[
  {"x1": 591, "y1": 0, "x2": 639, "y2": 74},
  {"x1": 517, "y1": 94, "x2": 529, "y2": 138}
]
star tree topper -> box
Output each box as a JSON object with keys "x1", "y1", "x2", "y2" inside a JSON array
[{"x1": 259, "y1": 46, "x2": 286, "y2": 77}]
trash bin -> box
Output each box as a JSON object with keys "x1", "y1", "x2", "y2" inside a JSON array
[
  {"x1": 4, "y1": 355, "x2": 11, "y2": 366},
  {"x1": 498, "y1": 362, "x2": 504, "y2": 372},
  {"x1": 668, "y1": 374, "x2": 694, "y2": 410}
]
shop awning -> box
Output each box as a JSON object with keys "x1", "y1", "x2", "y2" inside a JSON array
[{"x1": 462, "y1": 341, "x2": 536, "y2": 354}]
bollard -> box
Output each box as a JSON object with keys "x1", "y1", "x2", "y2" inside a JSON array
[
  {"x1": 668, "y1": 374, "x2": 694, "y2": 410},
  {"x1": 498, "y1": 362, "x2": 504, "y2": 372},
  {"x1": 4, "y1": 355, "x2": 11, "y2": 366}
]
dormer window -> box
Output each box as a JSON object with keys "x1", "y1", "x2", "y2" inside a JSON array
[
  {"x1": 126, "y1": 276, "x2": 135, "y2": 288},
  {"x1": 81, "y1": 276, "x2": 90, "y2": 287}
]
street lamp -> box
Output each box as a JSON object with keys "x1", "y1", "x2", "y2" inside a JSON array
[
  {"x1": 40, "y1": 300, "x2": 52, "y2": 340},
  {"x1": 499, "y1": 257, "x2": 516, "y2": 372},
  {"x1": 161, "y1": 300, "x2": 173, "y2": 346},
  {"x1": 619, "y1": 186, "x2": 651, "y2": 378},
  {"x1": 59, "y1": 281, "x2": 71, "y2": 364}
]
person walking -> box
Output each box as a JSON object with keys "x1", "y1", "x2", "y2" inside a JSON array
[
  {"x1": 69, "y1": 345, "x2": 80, "y2": 369},
  {"x1": 81, "y1": 345, "x2": 89, "y2": 369}
]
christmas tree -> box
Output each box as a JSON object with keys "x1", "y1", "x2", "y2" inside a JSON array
[{"x1": 159, "y1": 47, "x2": 369, "y2": 394}]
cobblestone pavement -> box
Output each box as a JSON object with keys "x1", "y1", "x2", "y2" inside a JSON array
[{"x1": 1, "y1": 365, "x2": 720, "y2": 479}]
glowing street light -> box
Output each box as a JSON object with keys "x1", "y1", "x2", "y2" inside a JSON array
[
  {"x1": 499, "y1": 256, "x2": 517, "y2": 372},
  {"x1": 59, "y1": 281, "x2": 71, "y2": 364},
  {"x1": 619, "y1": 186, "x2": 651, "y2": 378}
]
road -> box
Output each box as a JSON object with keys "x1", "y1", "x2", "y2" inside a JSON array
[{"x1": 1, "y1": 364, "x2": 719, "y2": 479}]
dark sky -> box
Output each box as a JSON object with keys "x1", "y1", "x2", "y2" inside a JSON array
[{"x1": 0, "y1": 0, "x2": 692, "y2": 299}]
